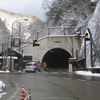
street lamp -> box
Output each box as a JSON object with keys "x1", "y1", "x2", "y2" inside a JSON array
[
  {"x1": 11, "y1": 19, "x2": 28, "y2": 40},
  {"x1": 10, "y1": 18, "x2": 28, "y2": 71}
]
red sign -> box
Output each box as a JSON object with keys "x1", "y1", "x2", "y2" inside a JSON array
[{"x1": 13, "y1": 38, "x2": 21, "y2": 47}]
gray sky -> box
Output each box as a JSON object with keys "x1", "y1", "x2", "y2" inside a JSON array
[{"x1": 0, "y1": 0, "x2": 52, "y2": 21}]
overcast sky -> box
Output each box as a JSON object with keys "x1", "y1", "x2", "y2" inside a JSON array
[{"x1": 0, "y1": 0, "x2": 52, "y2": 21}]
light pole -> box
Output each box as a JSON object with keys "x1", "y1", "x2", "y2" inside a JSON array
[
  {"x1": 2, "y1": 36, "x2": 6, "y2": 70},
  {"x1": 10, "y1": 18, "x2": 28, "y2": 71},
  {"x1": 11, "y1": 19, "x2": 28, "y2": 42}
]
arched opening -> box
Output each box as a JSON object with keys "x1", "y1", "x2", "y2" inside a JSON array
[{"x1": 42, "y1": 48, "x2": 71, "y2": 70}]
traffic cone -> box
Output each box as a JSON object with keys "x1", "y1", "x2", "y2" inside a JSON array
[
  {"x1": 28, "y1": 87, "x2": 32, "y2": 100},
  {"x1": 21, "y1": 85, "x2": 26, "y2": 100}
]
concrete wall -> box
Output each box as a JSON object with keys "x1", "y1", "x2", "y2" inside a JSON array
[{"x1": 20, "y1": 36, "x2": 83, "y2": 62}]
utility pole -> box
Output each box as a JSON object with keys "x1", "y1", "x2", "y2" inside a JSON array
[
  {"x1": 2, "y1": 35, "x2": 8, "y2": 70},
  {"x1": 84, "y1": 39, "x2": 86, "y2": 70},
  {"x1": 87, "y1": 28, "x2": 100, "y2": 67},
  {"x1": 10, "y1": 19, "x2": 28, "y2": 71},
  {"x1": 18, "y1": 22, "x2": 21, "y2": 52}
]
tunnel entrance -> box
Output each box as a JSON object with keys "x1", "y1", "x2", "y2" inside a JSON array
[{"x1": 42, "y1": 48, "x2": 71, "y2": 70}]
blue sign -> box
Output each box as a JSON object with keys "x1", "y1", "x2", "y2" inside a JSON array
[{"x1": 10, "y1": 48, "x2": 13, "y2": 52}]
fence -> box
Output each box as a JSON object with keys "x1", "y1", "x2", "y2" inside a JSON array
[{"x1": 36, "y1": 27, "x2": 82, "y2": 39}]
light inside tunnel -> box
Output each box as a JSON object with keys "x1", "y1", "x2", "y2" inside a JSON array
[{"x1": 42, "y1": 48, "x2": 71, "y2": 69}]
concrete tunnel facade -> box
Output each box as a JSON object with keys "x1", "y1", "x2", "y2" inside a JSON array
[
  {"x1": 42, "y1": 48, "x2": 71, "y2": 69},
  {"x1": 21, "y1": 36, "x2": 83, "y2": 70}
]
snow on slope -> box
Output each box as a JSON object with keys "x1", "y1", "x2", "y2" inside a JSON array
[
  {"x1": 0, "y1": 9, "x2": 46, "y2": 41},
  {"x1": 85, "y1": 0, "x2": 100, "y2": 67},
  {"x1": 0, "y1": 10, "x2": 36, "y2": 32}
]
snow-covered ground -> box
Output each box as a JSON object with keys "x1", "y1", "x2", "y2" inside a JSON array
[
  {"x1": 0, "y1": 80, "x2": 7, "y2": 98},
  {"x1": 0, "y1": 70, "x2": 9, "y2": 98},
  {"x1": 75, "y1": 70, "x2": 100, "y2": 76},
  {"x1": 0, "y1": 70, "x2": 23, "y2": 98}
]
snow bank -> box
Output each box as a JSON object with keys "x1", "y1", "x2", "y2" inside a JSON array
[
  {"x1": 0, "y1": 80, "x2": 7, "y2": 98},
  {"x1": 0, "y1": 70, "x2": 10, "y2": 73},
  {"x1": 0, "y1": 81, "x2": 6, "y2": 91},
  {"x1": 75, "y1": 71, "x2": 100, "y2": 76}
]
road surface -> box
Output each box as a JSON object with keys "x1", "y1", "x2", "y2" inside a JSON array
[{"x1": 0, "y1": 71, "x2": 100, "y2": 100}]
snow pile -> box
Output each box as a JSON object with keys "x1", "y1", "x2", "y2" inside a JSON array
[
  {"x1": 0, "y1": 92, "x2": 7, "y2": 98},
  {"x1": 0, "y1": 81, "x2": 6, "y2": 91},
  {"x1": 0, "y1": 80, "x2": 7, "y2": 98},
  {"x1": 75, "y1": 71, "x2": 100, "y2": 76},
  {"x1": 0, "y1": 70, "x2": 10, "y2": 73}
]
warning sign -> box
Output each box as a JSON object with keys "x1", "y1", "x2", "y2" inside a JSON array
[
  {"x1": 13, "y1": 38, "x2": 21, "y2": 47},
  {"x1": 69, "y1": 64, "x2": 72, "y2": 72}
]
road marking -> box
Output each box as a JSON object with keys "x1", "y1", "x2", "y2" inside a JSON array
[
  {"x1": 53, "y1": 72, "x2": 58, "y2": 74},
  {"x1": 6, "y1": 87, "x2": 20, "y2": 100},
  {"x1": 63, "y1": 77, "x2": 71, "y2": 80},
  {"x1": 49, "y1": 76, "x2": 57, "y2": 78},
  {"x1": 32, "y1": 97, "x2": 74, "y2": 99},
  {"x1": 52, "y1": 72, "x2": 58, "y2": 74},
  {"x1": 78, "y1": 79, "x2": 86, "y2": 82},
  {"x1": 93, "y1": 81, "x2": 100, "y2": 84},
  {"x1": 62, "y1": 72, "x2": 69, "y2": 74}
]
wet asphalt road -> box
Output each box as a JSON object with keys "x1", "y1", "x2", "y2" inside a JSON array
[{"x1": 0, "y1": 71, "x2": 100, "y2": 100}]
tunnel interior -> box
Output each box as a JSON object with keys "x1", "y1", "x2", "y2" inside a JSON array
[{"x1": 42, "y1": 48, "x2": 71, "y2": 69}]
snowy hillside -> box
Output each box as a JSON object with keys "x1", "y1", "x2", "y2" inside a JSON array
[
  {"x1": 0, "y1": 9, "x2": 47, "y2": 42},
  {"x1": 76, "y1": 0, "x2": 100, "y2": 68}
]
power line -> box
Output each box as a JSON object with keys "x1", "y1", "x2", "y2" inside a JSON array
[
  {"x1": 28, "y1": 0, "x2": 38, "y2": 15},
  {"x1": 24, "y1": 0, "x2": 31, "y2": 15},
  {"x1": 24, "y1": 0, "x2": 35, "y2": 15},
  {"x1": 36, "y1": 7, "x2": 42, "y2": 17}
]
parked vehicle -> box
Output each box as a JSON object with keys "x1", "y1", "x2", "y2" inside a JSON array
[{"x1": 25, "y1": 61, "x2": 41, "y2": 73}]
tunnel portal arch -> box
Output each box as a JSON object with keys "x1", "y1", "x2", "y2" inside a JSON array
[{"x1": 42, "y1": 48, "x2": 71, "y2": 69}]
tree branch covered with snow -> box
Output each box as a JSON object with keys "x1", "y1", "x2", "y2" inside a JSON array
[{"x1": 43, "y1": 0, "x2": 99, "y2": 26}]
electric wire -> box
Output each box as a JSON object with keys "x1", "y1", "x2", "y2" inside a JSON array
[
  {"x1": 28, "y1": 0, "x2": 38, "y2": 15},
  {"x1": 25, "y1": 0, "x2": 35, "y2": 15},
  {"x1": 24, "y1": 0, "x2": 31, "y2": 15},
  {"x1": 36, "y1": 7, "x2": 42, "y2": 17},
  {"x1": 23, "y1": 0, "x2": 45, "y2": 20}
]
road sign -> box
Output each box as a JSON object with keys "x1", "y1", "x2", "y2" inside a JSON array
[
  {"x1": 13, "y1": 38, "x2": 21, "y2": 47},
  {"x1": 9, "y1": 48, "x2": 13, "y2": 52},
  {"x1": 69, "y1": 64, "x2": 72, "y2": 72}
]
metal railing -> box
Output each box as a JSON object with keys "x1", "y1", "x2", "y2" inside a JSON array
[{"x1": 36, "y1": 27, "x2": 82, "y2": 39}]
